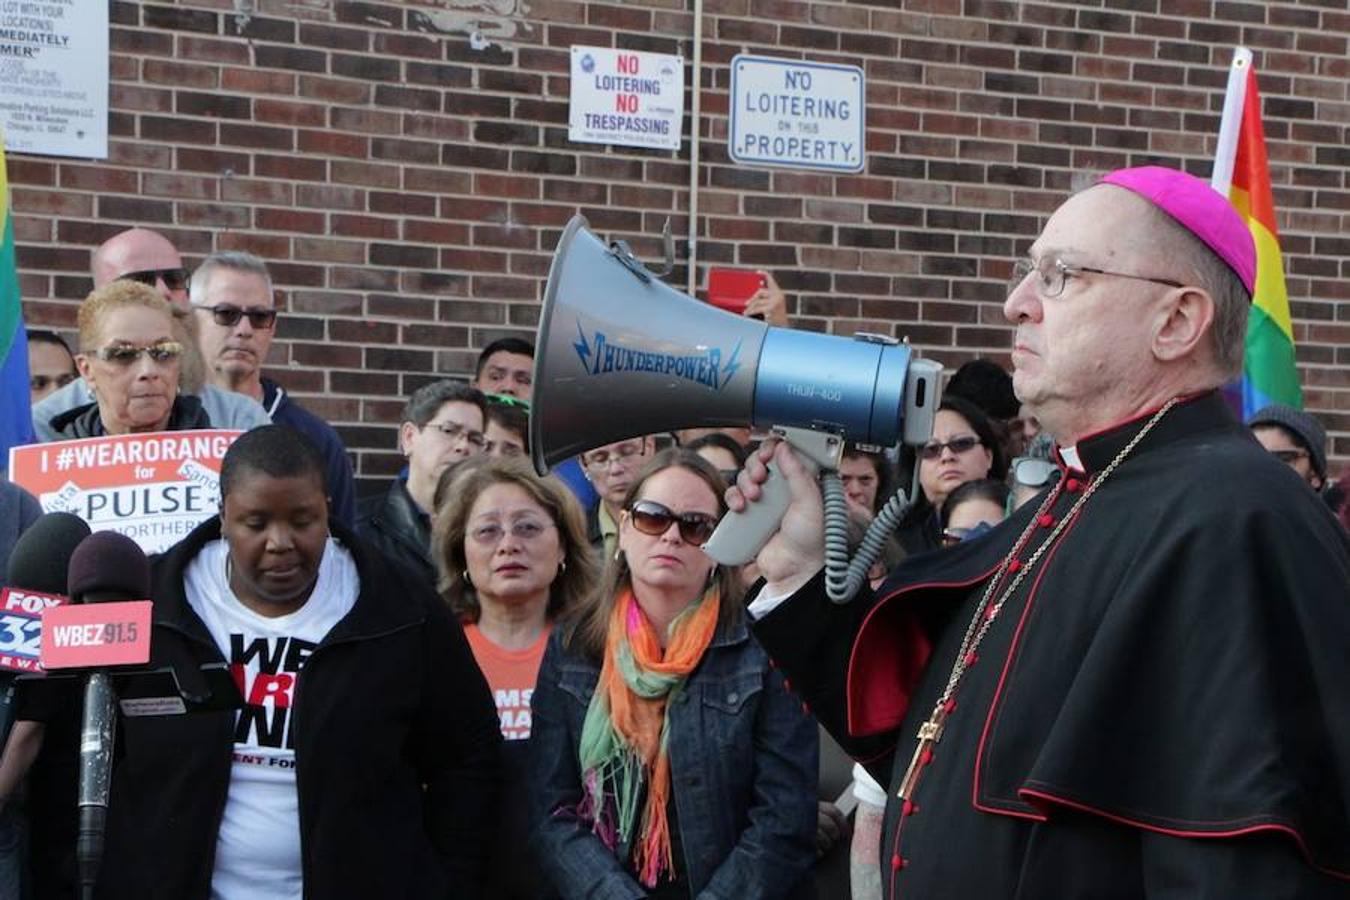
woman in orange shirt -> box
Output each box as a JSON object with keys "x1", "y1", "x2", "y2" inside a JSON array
[{"x1": 434, "y1": 457, "x2": 600, "y2": 897}]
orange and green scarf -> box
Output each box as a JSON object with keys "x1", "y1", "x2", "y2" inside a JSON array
[{"x1": 576, "y1": 585, "x2": 720, "y2": 888}]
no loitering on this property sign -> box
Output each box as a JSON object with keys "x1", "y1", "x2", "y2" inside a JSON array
[{"x1": 728, "y1": 54, "x2": 865, "y2": 173}]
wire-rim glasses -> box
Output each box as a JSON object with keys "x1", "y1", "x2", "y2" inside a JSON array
[{"x1": 1011, "y1": 256, "x2": 1185, "y2": 299}]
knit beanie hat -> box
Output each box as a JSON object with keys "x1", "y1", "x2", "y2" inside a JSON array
[{"x1": 1248, "y1": 404, "x2": 1327, "y2": 481}]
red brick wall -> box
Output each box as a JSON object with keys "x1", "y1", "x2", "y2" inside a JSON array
[{"x1": 12, "y1": 0, "x2": 1350, "y2": 486}]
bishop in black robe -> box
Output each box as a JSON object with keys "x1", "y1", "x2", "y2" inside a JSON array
[{"x1": 752, "y1": 391, "x2": 1350, "y2": 898}]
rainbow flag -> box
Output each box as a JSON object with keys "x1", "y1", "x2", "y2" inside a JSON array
[
  {"x1": 1210, "y1": 48, "x2": 1301, "y2": 419},
  {"x1": 0, "y1": 137, "x2": 33, "y2": 472}
]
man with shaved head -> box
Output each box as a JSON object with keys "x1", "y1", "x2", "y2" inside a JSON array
[
  {"x1": 31, "y1": 228, "x2": 269, "y2": 439},
  {"x1": 733, "y1": 167, "x2": 1350, "y2": 896}
]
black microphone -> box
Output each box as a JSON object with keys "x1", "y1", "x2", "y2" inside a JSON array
[
  {"x1": 66, "y1": 531, "x2": 150, "y2": 900},
  {"x1": 0, "y1": 512, "x2": 91, "y2": 746}
]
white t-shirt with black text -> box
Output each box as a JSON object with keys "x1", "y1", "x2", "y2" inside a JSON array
[{"x1": 184, "y1": 537, "x2": 358, "y2": 900}]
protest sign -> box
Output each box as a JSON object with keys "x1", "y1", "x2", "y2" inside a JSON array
[{"x1": 8, "y1": 430, "x2": 241, "y2": 554}]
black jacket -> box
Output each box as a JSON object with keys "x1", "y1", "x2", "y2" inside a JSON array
[
  {"x1": 262, "y1": 377, "x2": 357, "y2": 528},
  {"x1": 753, "y1": 392, "x2": 1350, "y2": 897},
  {"x1": 95, "y1": 517, "x2": 502, "y2": 900},
  {"x1": 49, "y1": 395, "x2": 211, "y2": 438},
  {"x1": 355, "y1": 478, "x2": 436, "y2": 590}
]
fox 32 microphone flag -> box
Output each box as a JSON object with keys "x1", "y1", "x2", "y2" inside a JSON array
[
  {"x1": 0, "y1": 136, "x2": 35, "y2": 469},
  {"x1": 1210, "y1": 48, "x2": 1302, "y2": 419}
]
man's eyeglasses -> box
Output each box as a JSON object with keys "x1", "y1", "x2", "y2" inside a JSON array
[
  {"x1": 1269, "y1": 448, "x2": 1309, "y2": 465},
  {"x1": 192, "y1": 304, "x2": 278, "y2": 330},
  {"x1": 120, "y1": 268, "x2": 190, "y2": 292},
  {"x1": 1010, "y1": 457, "x2": 1060, "y2": 489},
  {"x1": 30, "y1": 373, "x2": 76, "y2": 392},
  {"x1": 424, "y1": 420, "x2": 486, "y2": 449},
  {"x1": 627, "y1": 499, "x2": 719, "y2": 545},
  {"x1": 468, "y1": 518, "x2": 554, "y2": 545},
  {"x1": 91, "y1": 341, "x2": 184, "y2": 365},
  {"x1": 584, "y1": 443, "x2": 646, "y2": 469},
  {"x1": 919, "y1": 435, "x2": 982, "y2": 461},
  {"x1": 1011, "y1": 256, "x2": 1184, "y2": 299}
]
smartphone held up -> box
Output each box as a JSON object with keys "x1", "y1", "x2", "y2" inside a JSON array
[{"x1": 706, "y1": 267, "x2": 766, "y2": 317}]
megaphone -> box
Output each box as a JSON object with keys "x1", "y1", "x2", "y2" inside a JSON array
[
  {"x1": 532, "y1": 216, "x2": 941, "y2": 591},
  {"x1": 533, "y1": 216, "x2": 938, "y2": 466}
]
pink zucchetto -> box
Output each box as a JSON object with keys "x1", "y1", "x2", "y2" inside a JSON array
[{"x1": 1100, "y1": 166, "x2": 1256, "y2": 298}]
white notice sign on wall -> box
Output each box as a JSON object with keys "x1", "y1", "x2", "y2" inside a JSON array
[
  {"x1": 569, "y1": 46, "x2": 684, "y2": 152},
  {"x1": 0, "y1": 0, "x2": 108, "y2": 158},
  {"x1": 729, "y1": 54, "x2": 865, "y2": 173}
]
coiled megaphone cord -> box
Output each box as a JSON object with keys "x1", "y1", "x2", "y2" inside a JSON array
[{"x1": 822, "y1": 470, "x2": 920, "y2": 604}]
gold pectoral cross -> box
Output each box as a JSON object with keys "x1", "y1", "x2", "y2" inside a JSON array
[{"x1": 897, "y1": 701, "x2": 949, "y2": 801}]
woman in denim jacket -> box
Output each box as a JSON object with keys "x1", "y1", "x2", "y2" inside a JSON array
[{"x1": 529, "y1": 448, "x2": 818, "y2": 899}]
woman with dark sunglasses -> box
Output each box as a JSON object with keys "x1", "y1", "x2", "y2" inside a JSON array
[
  {"x1": 894, "y1": 395, "x2": 1008, "y2": 556},
  {"x1": 47, "y1": 281, "x2": 211, "y2": 439},
  {"x1": 529, "y1": 448, "x2": 818, "y2": 899}
]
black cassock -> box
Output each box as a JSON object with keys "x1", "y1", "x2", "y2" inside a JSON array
[{"x1": 754, "y1": 392, "x2": 1350, "y2": 898}]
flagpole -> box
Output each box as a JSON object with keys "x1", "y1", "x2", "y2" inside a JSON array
[{"x1": 1210, "y1": 47, "x2": 1252, "y2": 196}]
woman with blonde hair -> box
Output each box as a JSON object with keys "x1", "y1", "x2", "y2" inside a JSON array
[
  {"x1": 434, "y1": 456, "x2": 600, "y2": 898},
  {"x1": 48, "y1": 280, "x2": 206, "y2": 437},
  {"x1": 529, "y1": 447, "x2": 818, "y2": 899}
]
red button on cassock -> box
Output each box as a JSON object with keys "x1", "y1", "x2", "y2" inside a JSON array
[
  {"x1": 1066, "y1": 478, "x2": 1081, "y2": 492},
  {"x1": 1038, "y1": 513, "x2": 1054, "y2": 528}
]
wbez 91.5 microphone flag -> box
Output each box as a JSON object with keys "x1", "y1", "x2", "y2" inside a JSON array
[{"x1": 0, "y1": 512, "x2": 92, "y2": 743}]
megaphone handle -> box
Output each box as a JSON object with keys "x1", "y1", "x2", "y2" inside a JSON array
[{"x1": 703, "y1": 459, "x2": 796, "y2": 566}]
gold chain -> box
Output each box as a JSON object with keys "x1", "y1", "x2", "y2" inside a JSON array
[{"x1": 936, "y1": 398, "x2": 1178, "y2": 706}]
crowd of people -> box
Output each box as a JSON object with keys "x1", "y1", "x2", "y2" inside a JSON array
[{"x1": 1, "y1": 163, "x2": 1348, "y2": 899}]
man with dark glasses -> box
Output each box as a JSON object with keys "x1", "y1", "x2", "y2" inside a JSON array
[
  {"x1": 189, "y1": 251, "x2": 356, "y2": 527},
  {"x1": 31, "y1": 228, "x2": 269, "y2": 441}
]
